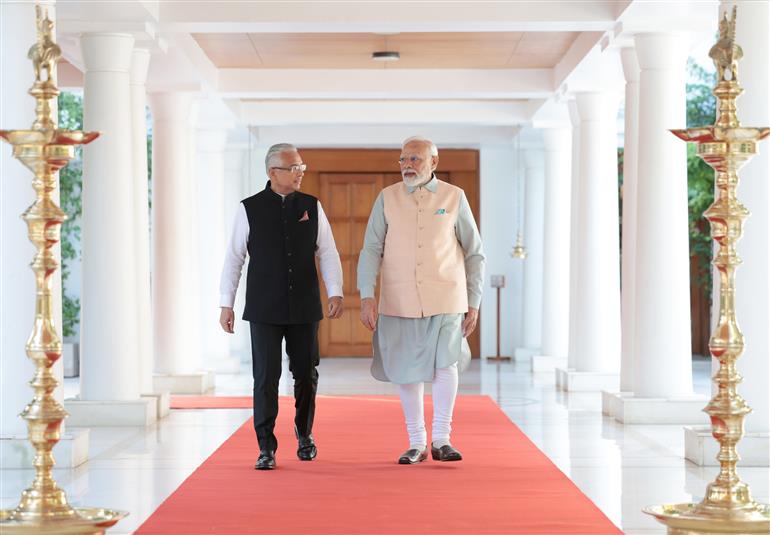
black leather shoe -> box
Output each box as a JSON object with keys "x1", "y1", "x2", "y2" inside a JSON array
[
  {"x1": 255, "y1": 450, "x2": 276, "y2": 470},
  {"x1": 295, "y1": 427, "x2": 317, "y2": 461},
  {"x1": 398, "y1": 447, "x2": 428, "y2": 465},
  {"x1": 431, "y1": 444, "x2": 463, "y2": 462}
]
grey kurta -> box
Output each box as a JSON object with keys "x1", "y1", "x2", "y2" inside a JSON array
[{"x1": 357, "y1": 175, "x2": 485, "y2": 384}]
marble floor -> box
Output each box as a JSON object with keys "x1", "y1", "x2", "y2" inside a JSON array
[{"x1": 1, "y1": 357, "x2": 768, "y2": 534}]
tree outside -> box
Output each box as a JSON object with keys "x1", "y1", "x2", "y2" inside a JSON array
[
  {"x1": 686, "y1": 58, "x2": 717, "y2": 355},
  {"x1": 686, "y1": 59, "x2": 717, "y2": 297},
  {"x1": 58, "y1": 92, "x2": 83, "y2": 338}
]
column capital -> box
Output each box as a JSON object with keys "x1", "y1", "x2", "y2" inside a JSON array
[
  {"x1": 633, "y1": 33, "x2": 689, "y2": 71},
  {"x1": 197, "y1": 128, "x2": 229, "y2": 154},
  {"x1": 129, "y1": 49, "x2": 151, "y2": 87},
  {"x1": 541, "y1": 128, "x2": 571, "y2": 151},
  {"x1": 620, "y1": 47, "x2": 640, "y2": 83},
  {"x1": 224, "y1": 146, "x2": 247, "y2": 173},
  {"x1": 567, "y1": 99, "x2": 580, "y2": 128},
  {"x1": 524, "y1": 149, "x2": 545, "y2": 169},
  {"x1": 80, "y1": 33, "x2": 134, "y2": 73},
  {"x1": 148, "y1": 92, "x2": 195, "y2": 123},
  {"x1": 575, "y1": 92, "x2": 619, "y2": 123}
]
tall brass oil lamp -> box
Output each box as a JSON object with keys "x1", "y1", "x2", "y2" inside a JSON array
[
  {"x1": 643, "y1": 6, "x2": 770, "y2": 533},
  {"x1": 0, "y1": 5, "x2": 127, "y2": 534}
]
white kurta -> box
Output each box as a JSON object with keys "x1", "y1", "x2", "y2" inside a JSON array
[{"x1": 372, "y1": 313, "x2": 471, "y2": 383}]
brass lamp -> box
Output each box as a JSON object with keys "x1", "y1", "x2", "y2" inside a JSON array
[
  {"x1": 643, "y1": 6, "x2": 770, "y2": 533},
  {"x1": 0, "y1": 5, "x2": 127, "y2": 534},
  {"x1": 511, "y1": 231, "x2": 528, "y2": 259}
]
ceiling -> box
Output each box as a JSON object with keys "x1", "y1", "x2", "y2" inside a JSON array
[
  {"x1": 50, "y1": 0, "x2": 718, "y2": 143},
  {"x1": 192, "y1": 32, "x2": 579, "y2": 69}
]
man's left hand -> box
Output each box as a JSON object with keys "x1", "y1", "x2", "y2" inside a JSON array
[
  {"x1": 327, "y1": 296, "x2": 343, "y2": 319},
  {"x1": 462, "y1": 307, "x2": 479, "y2": 337}
]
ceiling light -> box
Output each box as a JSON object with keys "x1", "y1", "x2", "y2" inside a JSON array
[{"x1": 372, "y1": 51, "x2": 400, "y2": 62}]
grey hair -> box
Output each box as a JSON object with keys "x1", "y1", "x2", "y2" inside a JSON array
[
  {"x1": 264, "y1": 143, "x2": 298, "y2": 173},
  {"x1": 402, "y1": 136, "x2": 438, "y2": 157}
]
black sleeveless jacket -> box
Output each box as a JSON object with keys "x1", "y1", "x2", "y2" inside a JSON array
[{"x1": 241, "y1": 182, "x2": 323, "y2": 324}]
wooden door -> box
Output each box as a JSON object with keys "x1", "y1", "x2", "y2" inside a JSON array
[
  {"x1": 300, "y1": 149, "x2": 480, "y2": 358},
  {"x1": 319, "y1": 173, "x2": 384, "y2": 356}
]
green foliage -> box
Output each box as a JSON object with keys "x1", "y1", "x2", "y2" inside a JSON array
[
  {"x1": 58, "y1": 92, "x2": 83, "y2": 338},
  {"x1": 686, "y1": 59, "x2": 717, "y2": 298},
  {"x1": 687, "y1": 60, "x2": 717, "y2": 128}
]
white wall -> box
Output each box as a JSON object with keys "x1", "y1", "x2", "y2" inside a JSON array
[{"x1": 479, "y1": 144, "x2": 524, "y2": 358}]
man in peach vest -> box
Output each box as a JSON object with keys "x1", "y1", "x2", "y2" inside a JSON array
[{"x1": 357, "y1": 136, "x2": 485, "y2": 464}]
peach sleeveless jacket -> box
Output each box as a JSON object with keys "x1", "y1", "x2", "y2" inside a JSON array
[{"x1": 379, "y1": 180, "x2": 468, "y2": 318}]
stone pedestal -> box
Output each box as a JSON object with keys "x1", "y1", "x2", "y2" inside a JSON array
[
  {"x1": 514, "y1": 347, "x2": 538, "y2": 362},
  {"x1": 603, "y1": 391, "x2": 709, "y2": 424},
  {"x1": 64, "y1": 398, "x2": 156, "y2": 427},
  {"x1": 1, "y1": 430, "x2": 89, "y2": 469},
  {"x1": 141, "y1": 391, "x2": 171, "y2": 420},
  {"x1": 153, "y1": 371, "x2": 216, "y2": 395},
  {"x1": 555, "y1": 367, "x2": 618, "y2": 392},
  {"x1": 685, "y1": 426, "x2": 769, "y2": 466},
  {"x1": 532, "y1": 355, "x2": 566, "y2": 372}
]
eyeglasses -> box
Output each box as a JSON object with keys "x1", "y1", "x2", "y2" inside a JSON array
[
  {"x1": 271, "y1": 163, "x2": 307, "y2": 173},
  {"x1": 398, "y1": 156, "x2": 424, "y2": 166}
]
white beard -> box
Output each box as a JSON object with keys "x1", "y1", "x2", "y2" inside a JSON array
[{"x1": 402, "y1": 173, "x2": 429, "y2": 188}]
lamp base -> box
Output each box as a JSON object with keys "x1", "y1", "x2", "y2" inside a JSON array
[
  {"x1": 643, "y1": 502, "x2": 770, "y2": 534},
  {"x1": 0, "y1": 507, "x2": 127, "y2": 535}
]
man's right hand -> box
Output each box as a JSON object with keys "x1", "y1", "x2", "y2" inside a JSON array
[
  {"x1": 220, "y1": 307, "x2": 235, "y2": 333},
  {"x1": 360, "y1": 298, "x2": 378, "y2": 332}
]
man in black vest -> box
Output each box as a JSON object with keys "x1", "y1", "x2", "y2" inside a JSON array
[{"x1": 219, "y1": 143, "x2": 343, "y2": 470}]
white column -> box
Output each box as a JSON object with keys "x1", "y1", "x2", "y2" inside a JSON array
[
  {"x1": 196, "y1": 128, "x2": 239, "y2": 372},
  {"x1": 565, "y1": 100, "x2": 581, "y2": 372},
  {"x1": 609, "y1": 34, "x2": 708, "y2": 424},
  {"x1": 72, "y1": 32, "x2": 155, "y2": 426},
  {"x1": 602, "y1": 47, "x2": 643, "y2": 416},
  {"x1": 186, "y1": 100, "x2": 203, "y2": 367},
  {"x1": 130, "y1": 49, "x2": 169, "y2": 419},
  {"x1": 633, "y1": 34, "x2": 693, "y2": 398},
  {"x1": 1, "y1": 0, "x2": 40, "y2": 440},
  {"x1": 149, "y1": 92, "x2": 214, "y2": 394},
  {"x1": 480, "y1": 144, "x2": 520, "y2": 359},
  {"x1": 515, "y1": 149, "x2": 545, "y2": 360},
  {"x1": 537, "y1": 128, "x2": 571, "y2": 365},
  {"x1": 129, "y1": 49, "x2": 153, "y2": 394},
  {"x1": 557, "y1": 92, "x2": 621, "y2": 392},
  {"x1": 619, "y1": 47, "x2": 640, "y2": 394},
  {"x1": 223, "y1": 146, "x2": 251, "y2": 360},
  {"x1": 730, "y1": 0, "x2": 770, "y2": 435},
  {"x1": 687, "y1": 1, "x2": 770, "y2": 465},
  {"x1": 80, "y1": 33, "x2": 137, "y2": 399}
]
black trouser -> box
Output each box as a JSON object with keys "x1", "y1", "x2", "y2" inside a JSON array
[{"x1": 249, "y1": 321, "x2": 320, "y2": 453}]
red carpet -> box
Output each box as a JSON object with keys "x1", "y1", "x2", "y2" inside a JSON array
[
  {"x1": 137, "y1": 395, "x2": 621, "y2": 534},
  {"x1": 171, "y1": 396, "x2": 252, "y2": 409}
]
